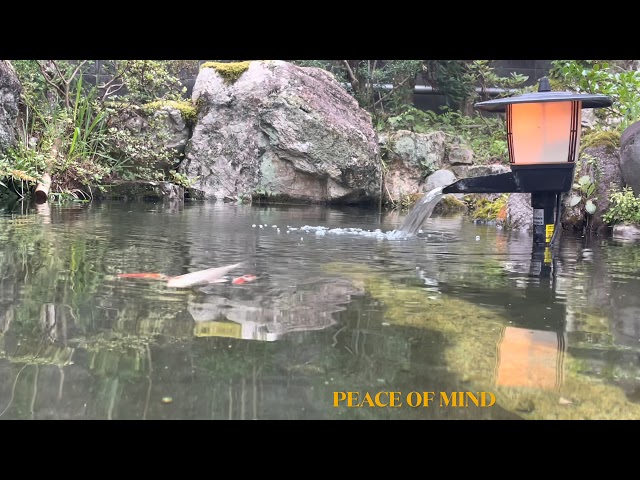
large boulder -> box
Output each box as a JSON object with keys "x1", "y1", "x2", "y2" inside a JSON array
[
  {"x1": 179, "y1": 61, "x2": 380, "y2": 204},
  {"x1": 0, "y1": 61, "x2": 22, "y2": 154},
  {"x1": 620, "y1": 120, "x2": 640, "y2": 195}
]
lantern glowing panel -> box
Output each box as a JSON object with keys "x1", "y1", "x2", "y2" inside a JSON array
[{"x1": 506, "y1": 101, "x2": 582, "y2": 165}]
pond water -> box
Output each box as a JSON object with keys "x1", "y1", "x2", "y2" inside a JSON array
[{"x1": 1, "y1": 197, "x2": 640, "y2": 420}]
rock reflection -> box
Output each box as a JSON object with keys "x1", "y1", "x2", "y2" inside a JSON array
[{"x1": 188, "y1": 277, "x2": 365, "y2": 341}]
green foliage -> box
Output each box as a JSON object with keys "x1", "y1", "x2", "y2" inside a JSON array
[
  {"x1": 104, "y1": 110, "x2": 177, "y2": 182},
  {"x1": 7, "y1": 75, "x2": 114, "y2": 199},
  {"x1": 8, "y1": 60, "x2": 196, "y2": 199},
  {"x1": 169, "y1": 170, "x2": 195, "y2": 188},
  {"x1": 602, "y1": 187, "x2": 640, "y2": 225},
  {"x1": 65, "y1": 76, "x2": 111, "y2": 166},
  {"x1": 422, "y1": 60, "x2": 528, "y2": 110},
  {"x1": 386, "y1": 107, "x2": 435, "y2": 133},
  {"x1": 0, "y1": 91, "x2": 56, "y2": 197},
  {"x1": 8, "y1": 61, "x2": 44, "y2": 106},
  {"x1": 385, "y1": 106, "x2": 509, "y2": 164},
  {"x1": 549, "y1": 60, "x2": 640, "y2": 131},
  {"x1": 0, "y1": 156, "x2": 39, "y2": 197},
  {"x1": 103, "y1": 60, "x2": 188, "y2": 104},
  {"x1": 48, "y1": 190, "x2": 91, "y2": 203},
  {"x1": 293, "y1": 60, "x2": 424, "y2": 125},
  {"x1": 569, "y1": 174, "x2": 598, "y2": 216}
]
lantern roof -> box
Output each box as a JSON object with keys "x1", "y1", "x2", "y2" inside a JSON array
[{"x1": 474, "y1": 77, "x2": 613, "y2": 112}]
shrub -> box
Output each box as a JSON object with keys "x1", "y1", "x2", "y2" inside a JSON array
[{"x1": 603, "y1": 187, "x2": 640, "y2": 226}]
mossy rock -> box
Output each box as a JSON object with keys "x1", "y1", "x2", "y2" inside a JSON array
[
  {"x1": 434, "y1": 194, "x2": 468, "y2": 215},
  {"x1": 400, "y1": 193, "x2": 424, "y2": 209},
  {"x1": 142, "y1": 100, "x2": 198, "y2": 125},
  {"x1": 200, "y1": 61, "x2": 252, "y2": 84},
  {"x1": 470, "y1": 194, "x2": 508, "y2": 221},
  {"x1": 581, "y1": 130, "x2": 620, "y2": 151}
]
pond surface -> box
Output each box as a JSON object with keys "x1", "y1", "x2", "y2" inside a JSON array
[{"x1": 1, "y1": 198, "x2": 640, "y2": 420}]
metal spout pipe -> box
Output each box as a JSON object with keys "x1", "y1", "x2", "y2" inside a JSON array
[
  {"x1": 441, "y1": 172, "x2": 520, "y2": 195},
  {"x1": 442, "y1": 164, "x2": 576, "y2": 195}
]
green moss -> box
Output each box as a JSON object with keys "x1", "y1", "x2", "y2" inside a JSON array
[
  {"x1": 581, "y1": 130, "x2": 620, "y2": 151},
  {"x1": 399, "y1": 192, "x2": 423, "y2": 209},
  {"x1": 200, "y1": 61, "x2": 252, "y2": 84},
  {"x1": 142, "y1": 100, "x2": 198, "y2": 125},
  {"x1": 548, "y1": 77, "x2": 569, "y2": 91},
  {"x1": 436, "y1": 194, "x2": 468, "y2": 214},
  {"x1": 470, "y1": 194, "x2": 508, "y2": 221}
]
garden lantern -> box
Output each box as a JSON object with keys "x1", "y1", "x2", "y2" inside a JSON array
[
  {"x1": 474, "y1": 77, "x2": 612, "y2": 194},
  {"x1": 443, "y1": 77, "x2": 612, "y2": 246}
]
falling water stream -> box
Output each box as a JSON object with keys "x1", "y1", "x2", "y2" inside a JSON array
[
  {"x1": 297, "y1": 187, "x2": 446, "y2": 240},
  {"x1": 396, "y1": 187, "x2": 445, "y2": 236}
]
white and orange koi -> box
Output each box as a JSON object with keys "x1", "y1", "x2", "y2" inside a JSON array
[{"x1": 118, "y1": 262, "x2": 250, "y2": 289}]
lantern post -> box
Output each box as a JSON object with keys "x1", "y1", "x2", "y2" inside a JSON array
[{"x1": 444, "y1": 77, "x2": 612, "y2": 248}]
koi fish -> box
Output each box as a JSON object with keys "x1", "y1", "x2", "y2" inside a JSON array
[
  {"x1": 166, "y1": 262, "x2": 245, "y2": 288},
  {"x1": 231, "y1": 274, "x2": 258, "y2": 285},
  {"x1": 118, "y1": 262, "x2": 246, "y2": 289},
  {"x1": 117, "y1": 273, "x2": 168, "y2": 280}
]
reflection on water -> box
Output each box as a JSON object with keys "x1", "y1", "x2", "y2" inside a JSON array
[
  {"x1": 1, "y1": 198, "x2": 640, "y2": 419},
  {"x1": 495, "y1": 327, "x2": 565, "y2": 391}
]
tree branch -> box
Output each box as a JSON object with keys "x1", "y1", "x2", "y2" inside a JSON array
[
  {"x1": 371, "y1": 74, "x2": 413, "y2": 108},
  {"x1": 66, "y1": 60, "x2": 88, "y2": 87},
  {"x1": 342, "y1": 60, "x2": 358, "y2": 87},
  {"x1": 36, "y1": 60, "x2": 65, "y2": 98}
]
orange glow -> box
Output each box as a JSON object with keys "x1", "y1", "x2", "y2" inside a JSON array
[
  {"x1": 496, "y1": 326, "x2": 564, "y2": 390},
  {"x1": 509, "y1": 101, "x2": 581, "y2": 164}
]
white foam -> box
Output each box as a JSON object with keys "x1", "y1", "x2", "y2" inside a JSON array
[{"x1": 297, "y1": 225, "x2": 410, "y2": 240}]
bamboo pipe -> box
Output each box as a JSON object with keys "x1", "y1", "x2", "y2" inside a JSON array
[{"x1": 34, "y1": 173, "x2": 51, "y2": 204}]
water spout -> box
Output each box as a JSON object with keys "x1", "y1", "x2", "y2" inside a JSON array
[
  {"x1": 391, "y1": 163, "x2": 577, "y2": 238},
  {"x1": 442, "y1": 172, "x2": 519, "y2": 194},
  {"x1": 442, "y1": 164, "x2": 576, "y2": 195},
  {"x1": 396, "y1": 186, "x2": 445, "y2": 236}
]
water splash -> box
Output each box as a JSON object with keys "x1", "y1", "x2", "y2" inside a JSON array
[
  {"x1": 295, "y1": 225, "x2": 407, "y2": 240},
  {"x1": 266, "y1": 187, "x2": 445, "y2": 241},
  {"x1": 396, "y1": 186, "x2": 445, "y2": 236}
]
